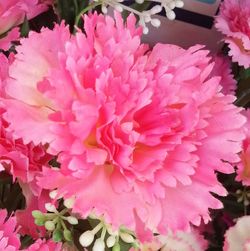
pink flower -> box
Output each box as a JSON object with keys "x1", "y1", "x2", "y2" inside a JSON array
[
  {"x1": 0, "y1": 53, "x2": 52, "y2": 237},
  {"x1": 0, "y1": 0, "x2": 52, "y2": 50},
  {"x1": 157, "y1": 228, "x2": 208, "y2": 251},
  {"x1": 131, "y1": 228, "x2": 207, "y2": 251},
  {"x1": 224, "y1": 216, "x2": 250, "y2": 251},
  {"x1": 237, "y1": 109, "x2": 250, "y2": 186},
  {"x1": 4, "y1": 13, "x2": 246, "y2": 237},
  {"x1": 0, "y1": 209, "x2": 20, "y2": 251},
  {"x1": 0, "y1": 107, "x2": 52, "y2": 195},
  {"x1": 24, "y1": 239, "x2": 62, "y2": 251},
  {"x1": 215, "y1": 0, "x2": 250, "y2": 68},
  {"x1": 210, "y1": 55, "x2": 236, "y2": 95}
]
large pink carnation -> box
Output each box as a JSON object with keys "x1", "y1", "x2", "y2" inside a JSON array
[
  {"x1": 0, "y1": 209, "x2": 20, "y2": 251},
  {"x1": 215, "y1": 0, "x2": 250, "y2": 68},
  {"x1": 0, "y1": 0, "x2": 52, "y2": 50},
  {"x1": 3, "y1": 13, "x2": 246, "y2": 237}
]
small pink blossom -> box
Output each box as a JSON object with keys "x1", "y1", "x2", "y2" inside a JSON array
[
  {"x1": 224, "y1": 216, "x2": 250, "y2": 251},
  {"x1": 3, "y1": 12, "x2": 246, "y2": 238},
  {"x1": 215, "y1": 0, "x2": 250, "y2": 68},
  {"x1": 0, "y1": 209, "x2": 20, "y2": 251}
]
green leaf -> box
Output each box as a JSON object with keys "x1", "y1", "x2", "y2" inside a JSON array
[
  {"x1": 20, "y1": 16, "x2": 29, "y2": 38},
  {"x1": 119, "y1": 240, "x2": 132, "y2": 251},
  {"x1": 55, "y1": 0, "x2": 78, "y2": 31},
  {"x1": 242, "y1": 68, "x2": 250, "y2": 79}
]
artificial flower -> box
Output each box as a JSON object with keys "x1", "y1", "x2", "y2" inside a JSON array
[
  {"x1": 0, "y1": 52, "x2": 52, "y2": 237},
  {"x1": 131, "y1": 228, "x2": 207, "y2": 251},
  {"x1": 3, "y1": 12, "x2": 246, "y2": 238},
  {"x1": 0, "y1": 209, "x2": 20, "y2": 251},
  {"x1": 158, "y1": 228, "x2": 208, "y2": 251},
  {"x1": 224, "y1": 216, "x2": 250, "y2": 251},
  {"x1": 0, "y1": 0, "x2": 52, "y2": 50},
  {"x1": 215, "y1": 0, "x2": 250, "y2": 68}
]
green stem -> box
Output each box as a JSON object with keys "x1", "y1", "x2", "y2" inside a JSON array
[
  {"x1": 101, "y1": 226, "x2": 107, "y2": 240},
  {"x1": 58, "y1": 208, "x2": 68, "y2": 216},
  {"x1": 73, "y1": 0, "x2": 79, "y2": 15},
  {"x1": 92, "y1": 222, "x2": 103, "y2": 234},
  {"x1": 61, "y1": 219, "x2": 68, "y2": 230}
]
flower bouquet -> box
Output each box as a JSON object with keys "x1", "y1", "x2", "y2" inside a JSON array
[{"x1": 0, "y1": 0, "x2": 250, "y2": 250}]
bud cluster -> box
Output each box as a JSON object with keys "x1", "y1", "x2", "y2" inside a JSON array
[
  {"x1": 79, "y1": 214, "x2": 139, "y2": 251},
  {"x1": 32, "y1": 193, "x2": 79, "y2": 243},
  {"x1": 93, "y1": 0, "x2": 184, "y2": 33}
]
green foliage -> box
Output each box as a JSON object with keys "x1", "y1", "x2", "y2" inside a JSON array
[
  {"x1": 55, "y1": 0, "x2": 91, "y2": 31},
  {"x1": 20, "y1": 16, "x2": 30, "y2": 37}
]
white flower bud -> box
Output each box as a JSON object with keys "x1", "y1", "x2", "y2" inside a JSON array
[
  {"x1": 45, "y1": 221, "x2": 55, "y2": 231},
  {"x1": 135, "y1": 0, "x2": 144, "y2": 3},
  {"x1": 101, "y1": 5, "x2": 108, "y2": 14},
  {"x1": 93, "y1": 238, "x2": 105, "y2": 251},
  {"x1": 79, "y1": 231, "x2": 95, "y2": 247},
  {"x1": 106, "y1": 225, "x2": 118, "y2": 236},
  {"x1": 45, "y1": 203, "x2": 57, "y2": 213},
  {"x1": 244, "y1": 199, "x2": 250, "y2": 206},
  {"x1": 67, "y1": 216, "x2": 78, "y2": 225},
  {"x1": 175, "y1": 0, "x2": 184, "y2": 8},
  {"x1": 64, "y1": 197, "x2": 75, "y2": 209},
  {"x1": 106, "y1": 235, "x2": 116, "y2": 248},
  {"x1": 49, "y1": 190, "x2": 58, "y2": 199},
  {"x1": 149, "y1": 5, "x2": 163, "y2": 15},
  {"x1": 168, "y1": 1, "x2": 176, "y2": 9},
  {"x1": 120, "y1": 232, "x2": 134, "y2": 243},
  {"x1": 151, "y1": 18, "x2": 161, "y2": 28},
  {"x1": 236, "y1": 189, "x2": 242, "y2": 194},
  {"x1": 166, "y1": 10, "x2": 176, "y2": 20}
]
